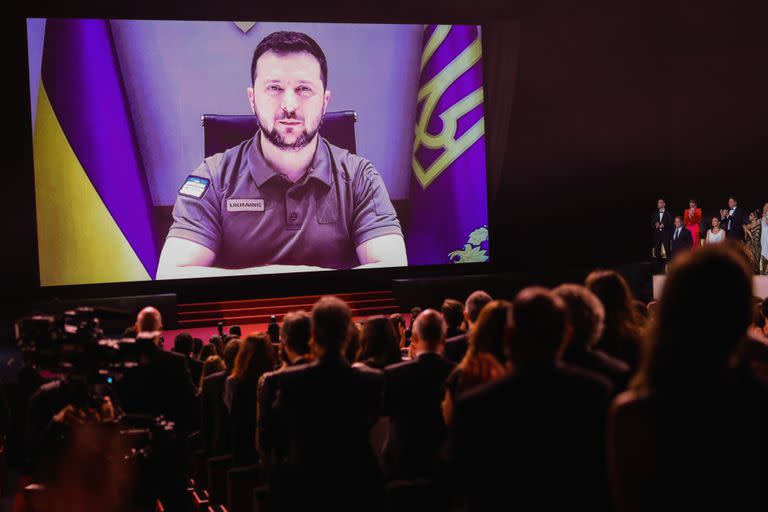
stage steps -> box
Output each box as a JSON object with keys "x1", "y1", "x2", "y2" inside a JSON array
[{"x1": 177, "y1": 290, "x2": 399, "y2": 328}]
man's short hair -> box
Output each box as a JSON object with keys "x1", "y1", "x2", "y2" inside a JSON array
[
  {"x1": 441, "y1": 299, "x2": 464, "y2": 330},
  {"x1": 173, "y1": 333, "x2": 194, "y2": 356},
  {"x1": 281, "y1": 311, "x2": 311, "y2": 356},
  {"x1": 251, "y1": 31, "x2": 328, "y2": 89},
  {"x1": 466, "y1": 290, "x2": 493, "y2": 323},
  {"x1": 413, "y1": 309, "x2": 447, "y2": 349},
  {"x1": 229, "y1": 325, "x2": 242, "y2": 337},
  {"x1": 312, "y1": 296, "x2": 352, "y2": 354},
  {"x1": 674, "y1": 215, "x2": 683, "y2": 222},
  {"x1": 511, "y1": 287, "x2": 569, "y2": 360},
  {"x1": 552, "y1": 284, "x2": 605, "y2": 349}
]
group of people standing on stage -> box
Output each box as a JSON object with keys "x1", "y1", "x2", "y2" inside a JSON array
[{"x1": 653, "y1": 196, "x2": 768, "y2": 274}]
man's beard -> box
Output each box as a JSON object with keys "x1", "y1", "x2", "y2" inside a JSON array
[{"x1": 257, "y1": 111, "x2": 323, "y2": 151}]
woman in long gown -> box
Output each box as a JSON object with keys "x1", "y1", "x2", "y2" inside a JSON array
[
  {"x1": 684, "y1": 199, "x2": 702, "y2": 249},
  {"x1": 744, "y1": 210, "x2": 762, "y2": 274}
]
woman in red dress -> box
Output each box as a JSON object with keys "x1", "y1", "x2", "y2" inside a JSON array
[{"x1": 684, "y1": 198, "x2": 702, "y2": 249}]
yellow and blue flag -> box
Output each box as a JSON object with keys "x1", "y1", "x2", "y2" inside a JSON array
[{"x1": 33, "y1": 19, "x2": 158, "y2": 285}]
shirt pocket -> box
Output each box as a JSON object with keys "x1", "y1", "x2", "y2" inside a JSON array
[{"x1": 317, "y1": 189, "x2": 339, "y2": 224}]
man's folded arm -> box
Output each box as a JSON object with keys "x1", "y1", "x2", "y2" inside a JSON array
[
  {"x1": 355, "y1": 234, "x2": 408, "y2": 269},
  {"x1": 156, "y1": 237, "x2": 332, "y2": 279}
]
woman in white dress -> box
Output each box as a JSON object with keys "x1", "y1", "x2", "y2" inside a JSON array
[{"x1": 705, "y1": 216, "x2": 725, "y2": 245}]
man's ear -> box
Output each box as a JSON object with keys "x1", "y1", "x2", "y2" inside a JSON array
[
  {"x1": 323, "y1": 89, "x2": 331, "y2": 115},
  {"x1": 247, "y1": 87, "x2": 256, "y2": 114}
]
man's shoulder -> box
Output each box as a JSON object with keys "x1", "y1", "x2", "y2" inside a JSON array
[
  {"x1": 446, "y1": 333, "x2": 468, "y2": 345},
  {"x1": 198, "y1": 137, "x2": 255, "y2": 181},
  {"x1": 322, "y1": 138, "x2": 378, "y2": 185},
  {"x1": 555, "y1": 363, "x2": 614, "y2": 396}
]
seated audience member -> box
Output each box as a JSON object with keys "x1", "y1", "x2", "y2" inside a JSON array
[
  {"x1": 705, "y1": 216, "x2": 725, "y2": 244},
  {"x1": 389, "y1": 313, "x2": 407, "y2": 349},
  {"x1": 257, "y1": 311, "x2": 312, "y2": 462},
  {"x1": 608, "y1": 245, "x2": 768, "y2": 512},
  {"x1": 116, "y1": 307, "x2": 197, "y2": 433},
  {"x1": 669, "y1": 215, "x2": 694, "y2": 259},
  {"x1": 199, "y1": 343, "x2": 218, "y2": 361},
  {"x1": 193, "y1": 337, "x2": 203, "y2": 359},
  {"x1": 585, "y1": 270, "x2": 645, "y2": 371},
  {"x1": 445, "y1": 288, "x2": 613, "y2": 512},
  {"x1": 441, "y1": 299, "x2": 465, "y2": 339},
  {"x1": 173, "y1": 333, "x2": 203, "y2": 384},
  {"x1": 554, "y1": 284, "x2": 631, "y2": 393},
  {"x1": 270, "y1": 296, "x2": 385, "y2": 511},
  {"x1": 225, "y1": 333, "x2": 275, "y2": 466},
  {"x1": 200, "y1": 339, "x2": 241, "y2": 456},
  {"x1": 383, "y1": 309, "x2": 455, "y2": 480},
  {"x1": 198, "y1": 355, "x2": 225, "y2": 394},
  {"x1": 443, "y1": 300, "x2": 509, "y2": 423},
  {"x1": 444, "y1": 290, "x2": 493, "y2": 364},
  {"x1": 229, "y1": 325, "x2": 242, "y2": 338},
  {"x1": 209, "y1": 334, "x2": 223, "y2": 355},
  {"x1": 356, "y1": 316, "x2": 402, "y2": 369}
]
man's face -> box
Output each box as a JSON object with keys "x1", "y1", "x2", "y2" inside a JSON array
[
  {"x1": 248, "y1": 50, "x2": 331, "y2": 151},
  {"x1": 658, "y1": 200, "x2": 665, "y2": 210},
  {"x1": 674, "y1": 218, "x2": 682, "y2": 228},
  {"x1": 728, "y1": 198, "x2": 736, "y2": 209}
]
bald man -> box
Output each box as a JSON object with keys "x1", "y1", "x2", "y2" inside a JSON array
[
  {"x1": 135, "y1": 306, "x2": 162, "y2": 334},
  {"x1": 383, "y1": 309, "x2": 455, "y2": 480},
  {"x1": 116, "y1": 306, "x2": 197, "y2": 433}
]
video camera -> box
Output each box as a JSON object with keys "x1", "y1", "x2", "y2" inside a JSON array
[{"x1": 16, "y1": 307, "x2": 184, "y2": 506}]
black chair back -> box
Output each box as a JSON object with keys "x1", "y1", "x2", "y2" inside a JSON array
[{"x1": 201, "y1": 110, "x2": 357, "y2": 158}]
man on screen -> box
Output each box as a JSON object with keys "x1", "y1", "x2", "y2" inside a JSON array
[{"x1": 157, "y1": 31, "x2": 406, "y2": 279}]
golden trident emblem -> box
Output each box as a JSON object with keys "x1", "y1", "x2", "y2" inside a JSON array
[{"x1": 412, "y1": 26, "x2": 485, "y2": 189}]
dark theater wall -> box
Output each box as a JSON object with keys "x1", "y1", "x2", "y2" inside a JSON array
[{"x1": 3, "y1": 0, "x2": 767, "y2": 305}]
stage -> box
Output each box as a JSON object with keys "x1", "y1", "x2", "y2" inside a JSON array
[{"x1": 653, "y1": 274, "x2": 768, "y2": 300}]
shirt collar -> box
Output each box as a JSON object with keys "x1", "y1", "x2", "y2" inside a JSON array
[{"x1": 247, "y1": 133, "x2": 333, "y2": 189}]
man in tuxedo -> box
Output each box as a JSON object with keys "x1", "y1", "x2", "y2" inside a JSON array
[
  {"x1": 670, "y1": 216, "x2": 694, "y2": 259},
  {"x1": 444, "y1": 290, "x2": 492, "y2": 363},
  {"x1": 445, "y1": 288, "x2": 613, "y2": 512},
  {"x1": 257, "y1": 310, "x2": 312, "y2": 461},
  {"x1": 383, "y1": 309, "x2": 455, "y2": 480},
  {"x1": 271, "y1": 296, "x2": 385, "y2": 510},
  {"x1": 652, "y1": 198, "x2": 673, "y2": 262},
  {"x1": 721, "y1": 196, "x2": 747, "y2": 241}
]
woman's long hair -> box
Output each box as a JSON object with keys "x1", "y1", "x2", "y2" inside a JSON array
[
  {"x1": 631, "y1": 244, "x2": 753, "y2": 394},
  {"x1": 357, "y1": 316, "x2": 401, "y2": 369},
  {"x1": 585, "y1": 270, "x2": 644, "y2": 366},
  {"x1": 230, "y1": 333, "x2": 275, "y2": 385},
  {"x1": 462, "y1": 300, "x2": 510, "y2": 367}
]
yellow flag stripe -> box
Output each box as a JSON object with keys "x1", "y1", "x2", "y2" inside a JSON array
[{"x1": 33, "y1": 84, "x2": 151, "y2": 286}]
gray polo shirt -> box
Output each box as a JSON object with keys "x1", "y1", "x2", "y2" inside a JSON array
[{"x1": 167, "y1": 136, "x2": 402, "y2": 269}]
